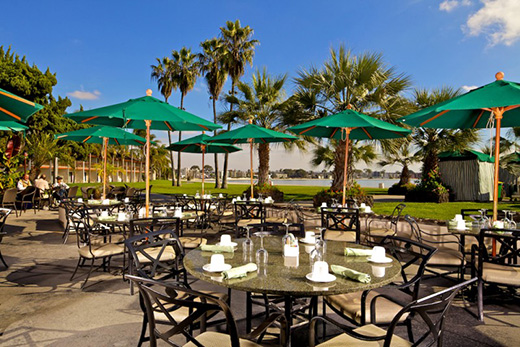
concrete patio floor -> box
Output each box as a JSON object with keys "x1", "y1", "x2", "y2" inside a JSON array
[{"x1": 0, "y1": 208, "x2": 519, "y2": 346}]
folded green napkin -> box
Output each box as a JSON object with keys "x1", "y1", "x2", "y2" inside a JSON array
[
  {"x1": 331, "y1": 265, "x2": 371, "y2": 283},
  {"x1": 88, "y1": 200, "x2": 101, "y2": 205},
  {"x1": 222, "y1": 263, "x2": 257, "y2": 279},
  {"x1": 97, "y1": 216, "x2": 117, "y2": 221},
  {"x1": 200, "y1": 244, "x2": 234, "y2": 253},
  {"x1": 344, "y1": 248, "x2": 373, "y2": 257}
]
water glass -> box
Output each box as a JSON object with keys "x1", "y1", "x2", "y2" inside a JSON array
[
  {"x1": 255, "y1": 232, "x2": 269, "y2": 265},
  {"x1": 242, "y1": 226, "x2": 254, "y2": 262}
]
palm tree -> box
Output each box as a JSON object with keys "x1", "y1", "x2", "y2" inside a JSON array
[
  {"x1": 199, "y1": 38, "x2": 228, "y2": 188},
  {"x1": 151, "y1": 56, "x2": 177, "y2": 185},
  {"x1": 293, "y1": 45, "x2": 411, "y2": 191},
  {"x1": 222, "y1": 68, "x2": 301, "y2": 186},
  {"x1": 170, "y1": 47, "x2": 200, "y2": 186},
  {"x1": 219, "y1": 20, "x2": 259, "y2": 188},
  {"x1": 379, "y1": 140, "x2": 418, "y2": 186},
  {"x1": 410, "y1": 87, "x2": 480, "y2": 179}
]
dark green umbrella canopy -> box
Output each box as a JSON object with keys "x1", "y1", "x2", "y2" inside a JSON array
[
  {"x1": 0, "y1": 87, "x2": 43, "y2": 123},
  {"x1": 399, "y1": 77, "x2": 520, "y2": 128},
  {"x1": 0, "y1": 121, "x2": 28, "y2": 132},
  {"x1": 65, "y1": 94, "x2": 221, "y2": 132},
  {"x1": 287, "y1": 109, "x2": 411, "y2": 139},
  {"x1": 209, "y1": 123, "x2": 298, "y2": 144},
  {"x1": 55, "y1": 125, "x2": 149, "y2": 146},
  {"x1": 166, "y1": 134, "x2": 242, "y2": 154}
]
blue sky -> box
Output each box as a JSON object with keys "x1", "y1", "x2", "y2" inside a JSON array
[{"x1": 2, "y1": 0, "x2": 520, "y2": 171}]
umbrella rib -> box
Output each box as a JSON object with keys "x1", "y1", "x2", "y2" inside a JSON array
[
  {"x1": 164, "y1": 121, "x2": 173, "y2": 131},
  {"x1": 0, "y1": 90, "x2": 35, "y2": 106},
  {"x1": 389, "y1": 130, "x2": 408, "y2": 137},
  {"x1": 299, "y1": 125, "x2": 316, "y2": 135},
  {"x1": 361, "y1": 128, "x2": 373, "y2": 139},
  {"x1": 473, "y1": 110, "x2": 486, "y2": 128},
  {"x1": 420, "y1": 110, "x2": 450, "y2": 127},
  {"x1": 504, "y1": 105, "x2": 520, "y2": 112},
  {"x1": 82, "y1": 136, "x2": 92, "y2": 143},
  {"x1": 81, "y1": 116, "x2": 98, "y2": 123},
  {"x1": 330, "y1": 128, "x2": 339, "y2": 138},
  {"x1": 0, "y1": 106, "x2": 21, "y2": 121},
  {"x1": 115, "y1": 138, "x2": 120, "y2": 145}
]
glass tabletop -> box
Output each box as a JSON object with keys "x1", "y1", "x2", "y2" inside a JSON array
[{"x1": 184, "y1": 236, "x2": 401, "y2": 296}]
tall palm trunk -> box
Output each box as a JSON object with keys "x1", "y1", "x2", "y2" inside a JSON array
[
  {"x1": 422, "y1": 149, "x2": 438, "y2": 179},
  {"x1": 221, "y1": 83, "x2": 235, "y2": 189},
  {"x1": 213, "y1": 98, "x2": 220, "y2": 188},
  {"x1": 167, "y1": 130, "x2": 176, "y2": 185},
  {"x1": 257, "y1": 143, "x2": 270, "y2": 186},
  {"x1": 398, "y1": 164, "x2": 410, "y2": 186},
  {"x1": 176, "y1": 95, "x2": 184, "y2": 186}
]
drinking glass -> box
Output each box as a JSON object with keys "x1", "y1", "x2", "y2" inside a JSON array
[
  {"x1": 242, "y1": 225, "x2": 254, "y2": 262},
  {"x1": 255, "y1": 232, "x2": 269, "y2": 265},
  {"x1": 243, "y1": 193, "x2": 247, "y2": 201},
  {"x1": 316, "y1": 227, "x2": 327, "y2": 256},
  {"x1": 508, "y1": 210, "x2": 517, "y2": 229},
  {"x1": 281, "y1": 221, "x2": 292, "y2": 247}
]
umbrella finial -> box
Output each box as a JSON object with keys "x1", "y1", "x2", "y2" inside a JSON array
[
  {"x1": 347, "y1": 104, "x2": 353, "y2": 110},
  {"x1": 495, "y1": 72, "x2": 504, "y2": 81},
  {"x1": 248, "y1": 118, "x2": 253, "y2": 124},
  {"x1": 146, "y1": 89, "x2": 153, "y2": 96}
]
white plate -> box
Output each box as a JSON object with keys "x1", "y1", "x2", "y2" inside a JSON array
[
  {"x1": 306, "y1": 273, "x2": 336, "y2": 283},
  {"x1": 216, "y1": 242, "x2": 238, "y2": 247},
  {"x1": 299, "y1": 238, "x2": 316, "y2": 244},
  {"x1": 367, "y1": 256, "x2": 393, "y2": 264},
  {"x1": 202, "y1": 263, "x2": 232, "y2": 272}
]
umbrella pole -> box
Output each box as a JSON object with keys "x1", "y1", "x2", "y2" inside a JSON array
[
  {"x1": 103, "y1": 137, "x2": 108, "y2": 200},
  {"x1": 145, "y1": 120, "x2": 151, "y2": 217},
  {"x1": 250, "y1": 138, "x2": 254, "y2": 199},
  {"x1": 342, "y1": 128, "x2": 351, "y2": 206},
  {"x1": 201, "y1": 146, "x2": 205, "y2": 196},
  {"x1": 492, "y1": 108, "x2": 504, "y2": 256}
]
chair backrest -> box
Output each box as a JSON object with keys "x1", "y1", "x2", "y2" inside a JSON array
[
  {"x1": 20, "y1": 186, "x2": 37, "y2": 202},
  {"x1": 477, "y1": 228, "x2": 520, "y2": 278},
  {"x1": 125, "y1": 229, "x2": 185, "y2": 281},
  {"x1": 125, "y1": 186, "x2": 136, "y2": 198},
  {"x1": 321, "y1": 207, "x2": 360, "y2": 242},
  {"x1": 127, "y1": 274, "x2": 242, "y2": 347},
  {"x1": 378, "y1": 235, "x2": 437, "y2": 299},
  {"x1": 461, "y1": 208, "x2": 506, "y2": 220},
  {"x1": 2, "y1": 188, "x2": 17, "y2": 203},
  {"x1": 67, "y1": 185, "x2": 79, "y2": 198},
  {"x1": 0, "y1": 208, "x2": 11, "y2": 234},
  {"x1": 130, "y1": 217, "x2": 180, "y2": 237},
  {"x1": 389, "y1": 203, "x2": 406, "y2": 228},
  {"x1": 234, "y1": 201, "x2": 265, "y2": 222},
  {"x1": 405, "y1": 215, "x2": 462, "y2": 251},
  {"x1": 384, "y1": 278, "x2": 476, "y2": 347}
]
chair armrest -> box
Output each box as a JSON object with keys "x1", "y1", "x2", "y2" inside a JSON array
[
  {"x1": 309, "y1": 315, "x2": 385, "y2": 347},
  {"x1": 243, "y1": 312, "x2": 287, "y2": 345}
]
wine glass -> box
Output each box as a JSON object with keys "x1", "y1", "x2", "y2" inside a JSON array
[
  {"x1": 316, "y1": 227, "x2": 327, "y2": 256},
  {"x1": 242, "y1": 225, "x2": 254, "y2": 262},
  {"x1": 281, "y1": 221, "x2": 292, "y2": 247},
  {"x1": 255, "y1": 232, "x2": 269, "y2": 265},
  {"x1": 508, "y1": 210, "x2": 517, "y2": 229}
]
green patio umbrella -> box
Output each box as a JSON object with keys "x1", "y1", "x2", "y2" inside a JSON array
[
  {"x1": 0, "y1": 121, "x2": 28, "y2": 131},
  {"x1": 166, "y1": 133, "x2": 241, "y2": 195},
  {"x1": 399, "y1": 72, "x2": 520, "y2": 221},
  {"x1": 209, "y1": 121, "x2": 298, "y2": 197},
  {"x1": 288, "y1": 106, "x2": 411, "y2": 205},
  {"x1": 55, "y1": 126, "x2": 149, "y2": 199},
  {"x1": 0, "y1": 87, "x2": 43, "y2": 123},
  {"x1": 65, "y1": 90, "x2": 221, "y2": 214}
]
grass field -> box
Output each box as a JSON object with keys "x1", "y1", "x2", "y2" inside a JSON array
[{"x1": 71, "y1": 180, "x2": 520, "y2": 220}]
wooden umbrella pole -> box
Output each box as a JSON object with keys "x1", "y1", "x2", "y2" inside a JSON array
[
  {"x1": 250, "y1": 138, "x2": 254, "y2": 199},
  {"x1": 145, "y1": 120, "x2": 151, "y2": 217},
  {"x1": 103, "y1": 137, "x2": 108, "y2": 200},
  {"x1": 201, "y1": 145, "x2": 205, "y2": 196},
  {"x1": 492, "y1": 108, "x2": 504, "y2": 256},
  {"x1": 342, "y1": 128, "x2": 351, "y2": 206}
]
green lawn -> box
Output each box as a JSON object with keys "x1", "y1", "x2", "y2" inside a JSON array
[{"x1": 71, "y1": 180, "x2": 520, "y2": 220}]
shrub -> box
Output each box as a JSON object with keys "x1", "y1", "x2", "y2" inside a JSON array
[
  {"x1": 405, "y1": 169, "x2": 449, "y2": 203},
  {"x1": 312, "y1": 182, "x2": 373, "y2": 207},
  {"x1": 388, "y1": 182, "x2": 416, "y2": 195}
]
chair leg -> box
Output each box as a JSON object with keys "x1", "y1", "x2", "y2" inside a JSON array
[
  {"x1": 478, "y1": 279, "x2": 484, "y2": 321},
  {"x1": 137, "y1": 312, "x2": 149, "y2": 347},
  {"x1": 0, "y1": 251, "x2": 8, "y2": 268},
  {"x1": 70, "y1": 257, "x2": 82, "y2": 281},
  {"x1": 81, "y1": 259, "x2": 96, "y2": 289}
]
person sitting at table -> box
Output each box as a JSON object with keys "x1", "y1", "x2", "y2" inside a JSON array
[
  {"x1": 17, "y1": 173, "x2": 32, "y2": 191},
  {"x1": 34, "y1": 174, "x2": 50, "y2": 192},
  {"x1": 52, "y1": 176, "x2": 70, "y2": 202}
]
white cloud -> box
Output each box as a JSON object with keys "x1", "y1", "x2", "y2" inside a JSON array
[
  {"x1": 461, "y1": 85, "x2": 478, "y2": 92},
  {"x1": 464, "y1": 0, "x2": 520, "y2": 46},
  {"x1": 439, "y1": 0, "x2": 471, "y2": 12},
  {"x1": 67, "y1": 89, "x2": 101, "y2": 100}
]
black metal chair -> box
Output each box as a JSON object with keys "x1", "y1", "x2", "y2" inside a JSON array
[
  {"x1": 17, "y1": 186, "x2": 37, "y2": 214},
  {"x1": 321, "y1": 207, "x2": 360, "y2": 243},
  {"x1": 405, "y1": 214, "x2": 466, "y2": 282},
  {"x1": 0, "y1": 208, "x2": 12, "y2": 268},
  {"x1": 128, "y1": 275, "x2": 287, "y2": 347},
  {"x1": 70, "y1": 208, "x2": 125, "y2": 289},
  {"x1": 472, "y1": 228, "x2": 520, "y2": 321},
  {"x1": 234, "y1": 201, "x2": 266, "y2": 238},
  {"x1": 310, "y1": 278, "x2": 476, "y2": 347},
  {"x1": 324, "y1": 236, "x2": 436, "y2": 330},
  {"x1": 367, "y1": 203, "x2": 406, "y2": 242}
]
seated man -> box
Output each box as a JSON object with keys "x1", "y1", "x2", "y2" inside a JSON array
[
  {"x1": 52, "y1": 176, "x2": 70, "y2": 202},
  {"x1": 17, "y1": 173, "x2": 32, "y2": 191},
  {"x1": 34, "y1": 174, "x2": 51, "y2": 208}
]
